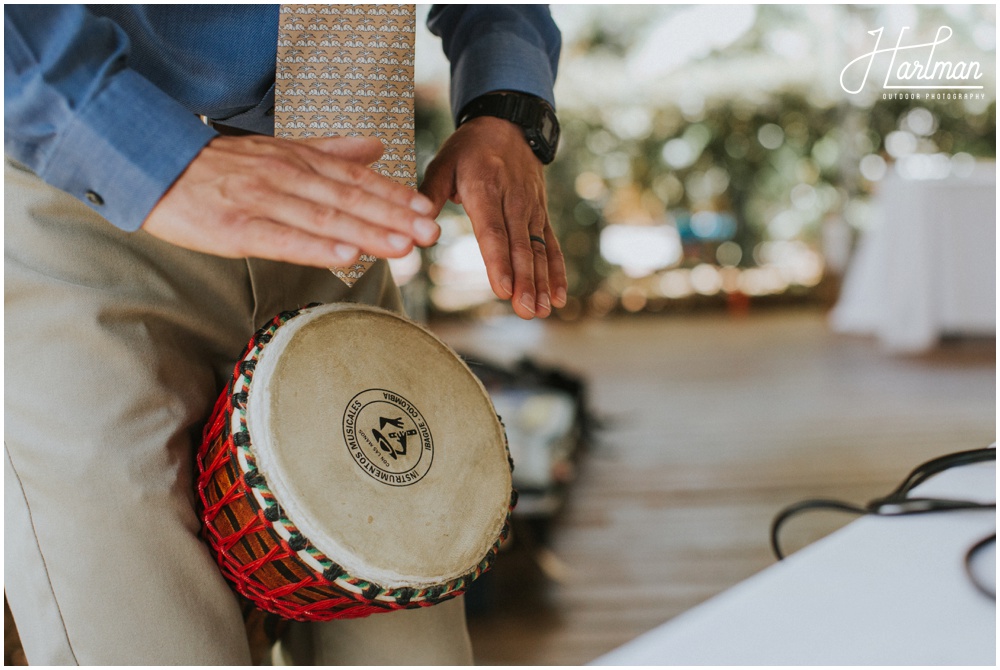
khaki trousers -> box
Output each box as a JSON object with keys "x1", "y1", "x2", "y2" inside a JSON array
[{"x1": 3, "y1": 160, "x2": 472, "y2": 665}]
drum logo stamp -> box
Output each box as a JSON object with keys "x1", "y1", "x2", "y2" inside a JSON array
[{"x1": 342, "y1": 389, "x2": 433, "y2": 486}]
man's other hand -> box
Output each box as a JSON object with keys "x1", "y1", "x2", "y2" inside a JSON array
[{"x1": 420, "y1": 116, "x2": 568, "y2": 320}]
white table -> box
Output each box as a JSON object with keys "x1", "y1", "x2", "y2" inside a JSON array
[
  {"x1": 830, "y1": 163, "x2": 996, "y2": 353},
  {"x1": 593, "y1": 459, "x2": 996, "y2": 665}
]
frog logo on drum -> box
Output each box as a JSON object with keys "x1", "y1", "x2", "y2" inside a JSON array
[{"x1": 342, "y1": 389, "x2": 434, "y2": 486}]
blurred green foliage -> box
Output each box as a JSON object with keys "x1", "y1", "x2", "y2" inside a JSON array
[{"x1": 415, "y1": 5, "x2": 996, "y2": 315}]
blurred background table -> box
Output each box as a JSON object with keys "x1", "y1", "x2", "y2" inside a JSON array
[
  {"x1": 593, "y1": 458, "x2": 996, "y2": 665},
  {"x1": 830, "y1": 163, "x2": 996, "y2": 353}
]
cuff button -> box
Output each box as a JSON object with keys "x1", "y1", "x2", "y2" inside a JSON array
[{"x1": 85, "y1": 190, "x2": 104, "y2": 206}]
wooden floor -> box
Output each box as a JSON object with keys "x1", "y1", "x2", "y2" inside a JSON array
[{"x1": 429, "y1": 308, "x2": 996, "y2": 665}]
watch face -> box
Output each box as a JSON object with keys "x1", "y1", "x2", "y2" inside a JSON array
[
  {"x1": 541, "y1": 113, "x2": 555, "y2": 142},
  {"x1": 536, "y1": 106, "x2": 560, "y2": 163}
]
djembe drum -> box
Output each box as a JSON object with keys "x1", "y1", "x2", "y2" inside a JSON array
[{"x1": 196, "y1": 303, "x2": 515, "y2": 621}]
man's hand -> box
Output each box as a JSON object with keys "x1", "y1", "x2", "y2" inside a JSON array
[
  {"x1": 143, "y1": 134, "x2": 441, "y2": 267},
  {"x1": 420, "y1": 116, "x2": 568, "y2": 319}
]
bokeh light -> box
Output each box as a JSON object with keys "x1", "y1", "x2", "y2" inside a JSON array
[
  {"x1": 859, "y1": 154, "x2": 887, "y2": 182},
  {"x1": 600, "y1": 224, "x2": 683, "y2": 278}
]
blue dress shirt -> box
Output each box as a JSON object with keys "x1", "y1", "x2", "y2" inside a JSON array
[{"x1": 4, "y1": 5, "x2": 560, "y2": 232}]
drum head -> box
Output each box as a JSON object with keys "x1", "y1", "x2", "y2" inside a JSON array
[{"x1": 246, "y1": 304, "x2": 510, "y2": 588}]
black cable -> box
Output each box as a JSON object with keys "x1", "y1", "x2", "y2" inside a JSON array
[
  {"x1": 964, "y1": 533, "x2": 996, "y2": 600},
  {"x1": 770, "y1": 499, "x2": 868, "y2": 561},
  {"x1": 875, "y1": 447, "x2": 997, "y2": 505},
  {"x1": 770, "y1": 447, "x2": 996, "y2": 599}
]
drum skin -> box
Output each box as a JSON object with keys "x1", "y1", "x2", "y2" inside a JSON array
[{"x1": 196, "y1": 305, "x2": 516, "y2": 621}]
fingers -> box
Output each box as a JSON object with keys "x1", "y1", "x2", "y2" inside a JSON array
[
  {"x1": 254, "y1": 191, "x2": 417, "y2": 258},
  {"x1": 461, "y1": 185, "x2": 517, "y2": 306},
  {"x1": 419, "y1": 151, "x2": 456, "y2": 218},
  {"x1": 142, "y1": 134, "x2": 445, "y2": 266},
  {"x1": 529, "y1": 225, "x2": 551, "y2": 318},
  {"x1": 302, "y1": 144, "x2": 439, "y2": 246},
  {"x1": 544, "y1": 224, "x2": 568, "y2": 308},
  {"x1": 503, "y1": 215, "x2": 566, "y2": 320},
  {"x1": 222, "y1": 135, "x2": 440, "y2": 248},
  {"x1": 463, "y1": 181, "x2": 560, "y2": 320},
  {"x1": 505, "y1": 205, "x2": 540, "y2": 319},
  {"x1": 301, "y1": 138, "x2": 432, "y2": 214},
  {"x1": 265, "y1": 171, "x2": 439, "y2": 247},
  {"x1": 442, "y1": 148, "x2": 564, "y2": 319},
  {"x1": 254, "y1": 137, "x2": 433, "y2": 222},
  {"x1": 235, "y1": 217, "x2": 362, "y2": 267}
]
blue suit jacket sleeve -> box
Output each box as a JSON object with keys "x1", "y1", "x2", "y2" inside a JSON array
[
  {"x1": 427, "y1": 5, "x2": 561, "y2": 122},
  {"x1": 4, "y1": 5, "x2": 217, "y2": 232}
]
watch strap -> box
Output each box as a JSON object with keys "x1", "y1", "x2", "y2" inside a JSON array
[
  {"x1": 457, "y1": 92, "x2": 559, "y2": 164},
  {"x1": 458, "y1": 93, "x2": 544, "y2": 128}
]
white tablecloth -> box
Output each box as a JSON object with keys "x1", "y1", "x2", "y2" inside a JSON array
[
  {"x1": 830, "y1": 163, "x2": 996, "y2": 353},
  {"x1": 593, "y1": 458, "x2": 996, "y2": 665}
]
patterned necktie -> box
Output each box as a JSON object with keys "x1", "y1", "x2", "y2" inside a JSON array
[{"x1": 275, "y1": 4, "x2": 416, "y2": 286}]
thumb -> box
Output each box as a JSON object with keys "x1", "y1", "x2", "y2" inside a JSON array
[
  {"x1": 304, "y1": 135, "x2": 386, "y2": 164},
  {"x1": 418, "y1": 152, "x2": 456, "y2": 218}
]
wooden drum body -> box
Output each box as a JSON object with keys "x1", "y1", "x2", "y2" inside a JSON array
[{"x1": 197, "y1": 304, "x2": 515, "y2": 621}]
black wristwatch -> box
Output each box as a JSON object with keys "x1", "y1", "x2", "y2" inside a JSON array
[{"x1": 457, "y1": 92, "x2": 560, "y2": 165}]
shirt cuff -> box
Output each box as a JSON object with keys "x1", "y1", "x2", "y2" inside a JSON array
[
  {"x1": 449, "y1": 30, "x2": 557, "y2": 125},
  {"x1": 40, "y1": 68, "x2": 218, "y2": 232}
]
